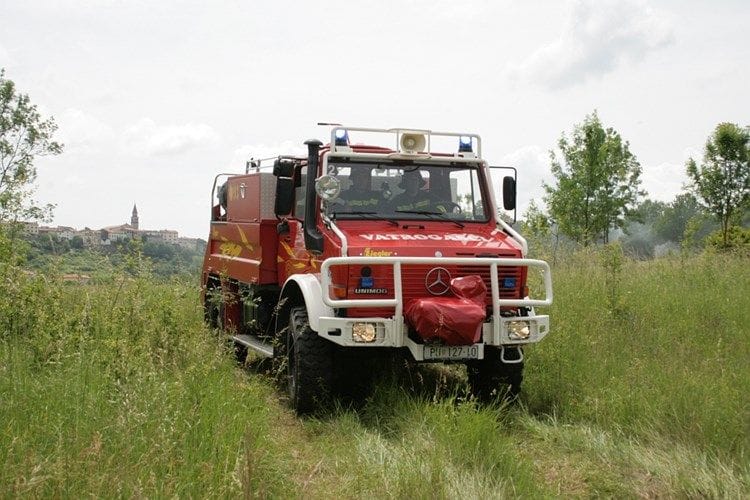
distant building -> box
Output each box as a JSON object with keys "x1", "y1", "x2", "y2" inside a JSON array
[
  {"x1": 25, "y1": 205, "x2": 194, "y2": 249},
  {"x1": 101, "y1": 224, "x2": 138, "y2": 243},
  {"x1": 59, "y1": 226, "x2": 76, "y2": 240},
  {"x1": 39, "y1": 225, "x2": 76, "y2": 239},
  {"x1": 79, "y1": 228, "x2": 100, "y2": 246},
  {"x1": 131, "y1": 204, "x2": 139, "y2": 230},
  {"x1": 21, "y1": 222, "x2": 39, "y2": 235},
  {"x1": 62, "y1": 273, "x2": 91, "y2": 283},
  {"x1": 143, "y1": 229, "x2": 178, "y2": 244}
]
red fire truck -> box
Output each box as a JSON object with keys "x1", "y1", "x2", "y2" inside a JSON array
[{"x1": 202, "y1": 126, "x2": 552, "y2": 413}]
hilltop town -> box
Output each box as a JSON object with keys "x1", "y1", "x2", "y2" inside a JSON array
[{"x1": 21, "y1": 205, "x2": 203, "y2": 250}]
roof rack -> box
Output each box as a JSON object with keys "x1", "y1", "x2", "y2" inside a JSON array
[
  {"x1": 244, "y1": 154, "x2": 304, "y2": 174},
  {"x1": 328, "y1": 125, "x2": 482, "y2": 159}
]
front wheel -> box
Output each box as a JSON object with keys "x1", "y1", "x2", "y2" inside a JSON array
[
  {"x1": 286, "y1": 306, "x2": 334, "y2": 414},
  {"x1": 467, "y1": 347, "x2": 523, "y2": 402}
]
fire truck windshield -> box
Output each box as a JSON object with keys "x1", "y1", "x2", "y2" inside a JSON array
[{"x1": 326, "y1": 162, "x2": 489, "y2": 223}]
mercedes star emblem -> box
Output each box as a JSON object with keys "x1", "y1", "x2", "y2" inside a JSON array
[{"x1": 425, "y1": 267, "x2": 451, "y2": 295}]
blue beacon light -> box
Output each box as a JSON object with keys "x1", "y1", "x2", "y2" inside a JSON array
[
  {"x1": 458, "y1": 136, "x2": 473, "y2": 153},
  {"x1": 360, "y1": 266, "x2": 373, "y2": 288},
  {"x1": 335, "y1": 129, "x2": 349, "y2": 146}
]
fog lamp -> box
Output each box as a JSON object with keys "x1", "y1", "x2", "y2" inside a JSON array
[
  {"x1": 352, "y1": 322, "x2": 377, "y2": 343},
  {"x1": 508, "y1": 320, "x2": 531, "y2": 340}
]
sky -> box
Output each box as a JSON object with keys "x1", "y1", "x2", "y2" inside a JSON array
[{"x1": 1, "y1": 0, "x2": 748, "y2": 238}]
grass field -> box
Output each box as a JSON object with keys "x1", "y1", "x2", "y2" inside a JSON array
[{"x1": 1, "y1": 252, "x2": 748, "y2": 497}]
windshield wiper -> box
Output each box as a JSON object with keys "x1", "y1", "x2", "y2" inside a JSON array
[
  {"x1": 332, "y1": 211, "x2": 400, "y2": 226},
  {"x1": 394, "y1": 210, "x2": 465, "y2": 228}
]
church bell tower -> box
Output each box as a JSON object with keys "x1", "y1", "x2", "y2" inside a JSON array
[{"x1": 131, "y1": 204, "x2": 139, "y2": 230}]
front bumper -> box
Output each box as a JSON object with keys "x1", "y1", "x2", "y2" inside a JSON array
[
  {"x1": 317, "y1": 255, "x2": 552, "y2": 361},
  {"x1": 317, "y1": 312, "x2": 549, "y2": 361}
]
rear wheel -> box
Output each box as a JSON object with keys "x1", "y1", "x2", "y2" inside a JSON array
[
  {"x1": 286, "y1": 306, "x2": 333, "y2": 414},
  {"x1": 205, "y1": 280, "x2": 248, "y2": 362},
  {"x1": 204, "y1": 282, "x2": 223, "y2": 330},
  {"x1": 467, "y1": 347, "x2": 523, "y2": 402}
]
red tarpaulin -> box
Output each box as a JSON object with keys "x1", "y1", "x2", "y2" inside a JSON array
[{"x1": 403, "y1": 275, "x2": 487, "y2": 346}]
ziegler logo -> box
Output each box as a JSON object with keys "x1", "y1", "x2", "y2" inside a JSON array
[
  {"x1": 425, "y1": 267, "x2": 451, "y2": 295},
  {"x1": 363, "y1": 247, "x2": 393, "y2": 257}
]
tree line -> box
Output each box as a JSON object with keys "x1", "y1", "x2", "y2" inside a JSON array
[
  {"x1": 21, "y1": 232, "x2": 206, "y2": 278},
  {"x1": 524, "y1": 111, "x2": 749, "y2": 255},
  {"x1": 1, "y1": 67, "x2": 747, "y2": 265}
]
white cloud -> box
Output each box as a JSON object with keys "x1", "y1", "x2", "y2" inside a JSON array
[
  {"x1": 56, "y1": 108, "x2": 114, "y2": 153},
  {"x1": 509, "y1": 0, "x2": 673, "y2": 89},
  {"x1": 499, "y1": 145, "x2": 552, "y2": 214},
  {"x1": 499, "y1": 144, "x2": 691, "y2": 215},
  {"x1": 122, "y1": 118, "x2": 220, "y2": 157},
  {"x1": 682, "y1": 146, "x2": 701, "y2": 162},
  {"x1": 0, "y1": 44, "x2": 13, "y2": 67},
  {"x1": 640, "y1": 161, "x2": 689, "y2": 202},
  {"x1": 638, "y1": 146, "x2": 697, "y2": 203},
  {"x1": 404, "y1": 0, "x2": 487, "y2": 21}
]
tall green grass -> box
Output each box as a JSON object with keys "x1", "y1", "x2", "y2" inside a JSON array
[
  {"x1": 525, "y1": 250, "x2": 750, "y2": 462},
  {"x1": 0, "y1": 271, "x2": 294, "y2": 497},
  {"x1": 1, "y1": 251, "x2": 748, "y2": 497}
]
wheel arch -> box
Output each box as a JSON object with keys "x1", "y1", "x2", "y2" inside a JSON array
[{"x1": 276, "y1": 274, "x2": 332, "y2": 335}]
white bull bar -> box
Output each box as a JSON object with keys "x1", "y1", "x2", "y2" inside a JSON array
[{"x1": 319, "y1": 256, "x2": 553, "y2": 355}]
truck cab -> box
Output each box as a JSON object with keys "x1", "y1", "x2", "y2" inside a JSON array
[{"x1": 202, "y1": 126, "x2": 553, "y2": 414}]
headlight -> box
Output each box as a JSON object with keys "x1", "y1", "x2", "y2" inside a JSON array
[
  {"x1": 352, "y1": 322, "x2": 377, "y2": 343},
  {"x1": 315, "y1": 175, "x2": 341, "y2": 200},
  {"x1": 507, "y1": 320, "x2": 531, "y2": 340}
]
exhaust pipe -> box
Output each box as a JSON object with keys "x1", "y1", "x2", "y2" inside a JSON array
[{"x1": 303, "y1": 139, "x2": 324, "y2": 254}]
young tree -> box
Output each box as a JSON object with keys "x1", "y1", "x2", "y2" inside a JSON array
[
  {"x1": 0, "y1": 68, "x2": 63, "y2": 224},
  {"x1": 653, "y1": 193, "x2": 707, "y2": 243},
  {"x1": 686, "y1": 122, "x2": 750, "y2": 247},
  {"x1": 521, "y1": 199, "x2": 551, "y2": 237},
  {"x1": 544, "y1": 111, "x2": 644, "y2": 246}
]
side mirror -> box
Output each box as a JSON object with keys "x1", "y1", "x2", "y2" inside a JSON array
[
  {"x1": 274, "y1": 158, "x2": 296, "y2": 216},
  {"x1": 275, "y1": 178, "x2": 294, "y2": 215},
  {"x1": 502, "y1": 176, "x2": 516, "y2": 211},
  {"x1": 273, "y1": 158, "x2": 295, "y2": 177}
]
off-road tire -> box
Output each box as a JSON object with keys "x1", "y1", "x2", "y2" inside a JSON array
[
  {"x1": 205, "y1": 282, "x2": 248, "y2": 363},
  {"x1": 204, "y1": 283, "x2": 223, "y2": 331},
  {"x1": 334, "y1": 348, "x2": 375, "y2": 403},
  {"x1": 234, "y1": 342, "x2": 248, "y2": 364},
  {"x1": 287, "y1": 306, "x2": 334, "y2": 414},
  {"x1": 467, "y1": 347, "x2": 523, "y2": 402}
]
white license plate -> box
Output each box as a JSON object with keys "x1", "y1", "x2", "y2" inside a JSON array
[{"x1": 423, "y1": 345, "x2": 479, "y2": 360}]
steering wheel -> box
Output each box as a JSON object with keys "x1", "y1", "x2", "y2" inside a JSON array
[{"x1": 436, "y1": 201, "x2": 463, "y2": 215}]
